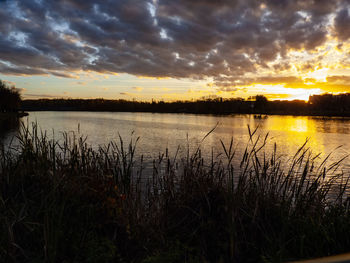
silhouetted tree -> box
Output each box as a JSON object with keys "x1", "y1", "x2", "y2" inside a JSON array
[
  {"x1": 0, "y1": 80, "x2": 21, "y2": 112},
  {"x1": 254, "y1": 95, "x2": 268, "y2": 111}
]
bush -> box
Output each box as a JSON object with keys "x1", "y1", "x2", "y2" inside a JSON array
[{"x1": 0, "y1": 80, "x2": 21, "y2": 112}]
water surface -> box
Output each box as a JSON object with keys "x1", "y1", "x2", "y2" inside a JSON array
[{"x1": 3, "y1": 111, "x2": 350, "y2": 172}]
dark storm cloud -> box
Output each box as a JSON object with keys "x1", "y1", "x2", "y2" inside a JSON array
[
  {"x1": 334, "y1": 8, "x2": 350, "y2": 41},
  {"x1": 0, "y1": 0, "x2": 348, "y2": 85},
  {"x1": 0, "y1": 61, "x2": 47, "y2": 76}
]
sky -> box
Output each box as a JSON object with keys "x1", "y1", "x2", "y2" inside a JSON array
[{"x1": 0, "y1": 0, "x2": 349, "y2": 101}]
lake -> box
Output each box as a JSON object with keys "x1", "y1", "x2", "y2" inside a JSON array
[{"x1": 2, "y1": 111, "x2": 350, "y2": 173}]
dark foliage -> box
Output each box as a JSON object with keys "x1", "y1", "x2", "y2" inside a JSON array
[
  {"x1": 310, "y1": 93, "x2": 350, "y2": 114},
  {"x1": 0, "y1": 80, "x2": 21, "y2": 112},
  {"x1": 1, "y1": 125, "x2": 350, "y2": 262},
  {"x1": 21, "y1": 93, "x2": 350, "y2": 116}
]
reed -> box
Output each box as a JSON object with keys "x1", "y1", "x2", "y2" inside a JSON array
[{"x1": 0, "y1": 123, "x2": 349, "y2": 262}]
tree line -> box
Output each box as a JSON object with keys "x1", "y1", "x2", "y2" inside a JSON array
[
  {"x1": 309, "y1": 93, "x2": 350, "y2": 113},
  {"x1": 19, "y1": 96, "x2": 308, "y2": 115},
  {"x1": 18, "y1": 93, "x2": 350, "y2": 117}
]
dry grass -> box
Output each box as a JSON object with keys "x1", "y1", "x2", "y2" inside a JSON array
[{"x1": 0, "y1": 123, "x2": 350, "y2": 262}]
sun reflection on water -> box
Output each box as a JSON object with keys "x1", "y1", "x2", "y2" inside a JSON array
[{"x1": 250, "y1": 115, "x2": 327, "y2": 160}]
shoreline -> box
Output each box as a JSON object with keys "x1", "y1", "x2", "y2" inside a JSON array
[
  {"x1": 22, "y1": 109, "x2": 350, "y2": 118},
  {"x1": 0, "y1": 112, "x2": 29, "y2": 121}
]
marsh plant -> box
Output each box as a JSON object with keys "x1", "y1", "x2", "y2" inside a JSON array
[{"x1": 0, "y1": 123, "x2": 350, "y2": 262}]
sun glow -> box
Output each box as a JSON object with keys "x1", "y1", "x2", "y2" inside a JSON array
[
  {"x1": 243, "y1": 84, "x2": 322, "y2": 101},
  {"x1": 290, "y1": 90, "x2": 319, "y2": 101}
]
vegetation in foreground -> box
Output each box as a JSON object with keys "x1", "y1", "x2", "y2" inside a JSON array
[{"x1": 1, "y1": 125, "x2": 350, "y2": 262}]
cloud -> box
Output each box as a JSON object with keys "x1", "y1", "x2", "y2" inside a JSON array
[
  {"x1": 50, "y1": 71, "x2": 79, "y2": 78},
  {"x1": 23, "y1": 93, "x2": 64, "y2": 98},
  {"x1": 15, "y1": 87, "x2": 27, "y2": 93},
  {"x1": 326, "y1": 75, "x2": 350, "y2": 83},
  {"x1": 334, "y1": 8, "x2": 350, "y2": 41},
  {"x1": 213, "y1": 75, "x2": 305, "y2": 89},
  {"x1": 132, "y1": 86, "x2": 143, "y2": 92},
  {"x1": 0, "y1": 0, "x2": 348, "y2": 89}
]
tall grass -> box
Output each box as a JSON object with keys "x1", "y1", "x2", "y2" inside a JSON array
[{"x1": 0, "y1": 123, "x2": 350, "y2": 262}]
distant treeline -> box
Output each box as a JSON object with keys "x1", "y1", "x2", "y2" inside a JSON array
[{"x1": 21, "y1": 93, "x2": 350, "y2": 116}]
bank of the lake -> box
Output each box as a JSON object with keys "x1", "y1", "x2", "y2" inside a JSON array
[
  {"x1": 0, "y1": 112, "x2": 28, "y2": 121},
  {"x1": 0, "y1": 112, "x2": 28, "y2": 141}
]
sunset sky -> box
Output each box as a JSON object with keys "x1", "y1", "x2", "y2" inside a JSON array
[{"x1": 0, "y1": 0, "x2": 349, "y2": 101}]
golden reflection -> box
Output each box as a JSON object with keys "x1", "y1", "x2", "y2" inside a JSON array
[
  {"x1": 266, "y1": 116, "x2": 315, "y2": 133},
  {"x1": 258, "y1": 116, "x2": 325, "y2": 156}
]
